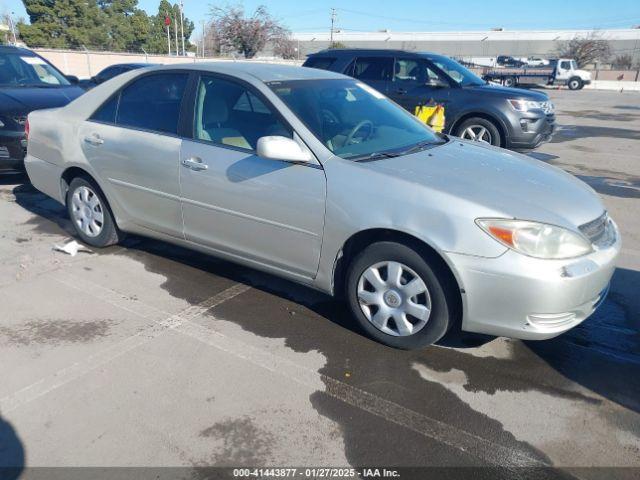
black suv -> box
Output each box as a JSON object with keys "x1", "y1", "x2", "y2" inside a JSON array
[
  {"x1": 0, "y1": 46, "x2": 84, "y2": 172},
  {"x1": 303, "y1": 49, "x2": 555, "y2": 149}
]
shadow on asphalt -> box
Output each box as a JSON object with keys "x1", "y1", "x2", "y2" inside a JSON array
[{"x1": 0, "y1": 414, "x2": 25, "y2": 479}]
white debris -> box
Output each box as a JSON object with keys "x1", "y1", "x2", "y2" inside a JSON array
[{"x1": 53, "y1": 240, "x2": 92, "y2": 256}]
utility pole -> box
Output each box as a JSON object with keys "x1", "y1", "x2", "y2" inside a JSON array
[
  {"x1": 174, "y1": 10, "x2": 179, "y2": 55},
  {"x1": 179, "y1": 0, "x2": 186, "y2": 57},
  {"x1": 201, "y1": 20, "x2": 206, "y2": 58},
  {"x1": 330, "y1": 8, "x2": 336, "y2": 47}
]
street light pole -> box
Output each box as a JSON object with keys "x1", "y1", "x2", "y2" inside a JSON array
[
  {"x1": 330, "y1": 8, "x2": 336, "y2": 47},
  {"x1": 9, "y1": 12, "x2": 17, "y2": 44},
  {"x1": 174, "y1": 10, "x2": 179, "y2": 56},
  {"x1": 179, "y1": 0, "x2": 186, "y2": 57}
]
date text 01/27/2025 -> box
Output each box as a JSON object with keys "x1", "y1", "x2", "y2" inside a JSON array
[{"x1": 232, "y1": 468, "x2": 400, "y2": 478}]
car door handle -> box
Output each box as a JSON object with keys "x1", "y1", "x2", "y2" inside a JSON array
[
  {"x1": 181, "y1": 156, "x2": 208, "y2": 171},
  {"x1": 84, "y1": 134, "x2": 104, "y2": 146}
]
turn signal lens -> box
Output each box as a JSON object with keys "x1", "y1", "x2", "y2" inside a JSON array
[{"x1": 476, "y1": 218, "x2": 593, "y2": 259}]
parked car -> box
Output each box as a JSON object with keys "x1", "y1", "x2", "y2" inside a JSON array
[
  {"x1": 0, "y1": 45, "x2": 84, "y2": 172},
  {"x1": 484, "y1": 58, "x2": 592, "y2": 90},
  {"x1": 79, "y1": 63, "x2": 159, "y2": 90},
  {"x1": 496, "y1": 55, "x2": 526, "y2": 67},
  {"x1": 525, "y1": 56, "x2": 550, "y2": 67},
  {"x1": 303, "y1": 49, "x2": 556, "y2": 149},
  {"x1": 25, "y1": 63, "x2": 619, "y2": 349}
]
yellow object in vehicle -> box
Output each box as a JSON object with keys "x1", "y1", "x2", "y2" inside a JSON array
[{"x1": 414, "y1": 104, "x2": 445, "y2": 133}]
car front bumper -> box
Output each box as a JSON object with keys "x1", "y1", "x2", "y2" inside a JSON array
[
  {"x1": 507, "y1": 112, "x2": 556, "y2": 149},
  {"x1": 448, "y1": 225, "x2": 621, "y2": 340},
  {"x1": 0, "y1": 130, "x2": 27, "y2": 172}
]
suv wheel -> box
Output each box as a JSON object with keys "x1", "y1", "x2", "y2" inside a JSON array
[
  {"x1": 568, "y1": 77, "x2": 583, "y2": 90},
  {"x1": 66, "y1": 176, "x2": 120, "y2": 247},
  {"x1": 346, "y1": 241, "x2": 455, "y2": 349},
  {"x1": 454, "y1": 117, "x2": 502, "y2": 146}
]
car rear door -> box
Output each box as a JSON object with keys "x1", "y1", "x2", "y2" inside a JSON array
[
  {"x1": 346, "y1": 56, "x2": 393, "y2": 96},
  {"x1": 79, "y1": 71, "x2": 189, "y2": 238},
  {"x1": 178, "y1": 73, "x2": 326, "y2": 278}
]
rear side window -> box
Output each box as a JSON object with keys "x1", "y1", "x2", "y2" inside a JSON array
[
  {"x1": 91, "y1": 96, "x2": 118, "y2": 123},
  {"x1": 116, "y1": 73, "x2": 188, "y2": 135},
  {"x1": 352, "y1": 57, "x2": 393, "y2": 81},
  {"x1": 304, "y1": 57, "x2": 337, "y2": 70}
]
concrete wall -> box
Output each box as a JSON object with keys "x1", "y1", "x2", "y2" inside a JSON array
[{"x1": 34, "y1": 48, "x2": 302, "y2": 79}]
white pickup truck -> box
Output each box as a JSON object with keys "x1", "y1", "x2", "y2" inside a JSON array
[{"x1": 483, "y1": 59, "x2": 592, "y2": 90}]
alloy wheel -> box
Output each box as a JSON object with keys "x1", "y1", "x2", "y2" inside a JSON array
[
  {"x1": 356, "y1": 261, "x2": 432, "y2": 337},
  {"x1": 70, "y1": 186, "x2": 104, "y2": 237},
  {"x1": 460, "y1": 125, "x2": 492, "y2": 144}
]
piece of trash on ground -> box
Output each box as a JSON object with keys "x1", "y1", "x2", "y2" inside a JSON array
[{"x1": 53, "y1": 240, "x2": 93, "y2": 257}]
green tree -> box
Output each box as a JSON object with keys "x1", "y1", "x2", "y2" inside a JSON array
[
  {"x1": 19, "y1": 0, "x2": 110, "y2": 49},
  {"x1": 98, "y1": 0, "x2": 151, "y2": 51}
]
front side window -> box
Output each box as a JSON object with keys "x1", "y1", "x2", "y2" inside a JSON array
[
  {"x1": 560, "y1": 61, "x2": 571, "y2": 70},
  {"x1": 353, "y1": 57, "x2": 393, "y2": 81},
  {"x1": 394, "y1": 59, "x2": 421, "y2": 83},
  {"x1": 269, "y1": 79, "x2": 442, "y2": 160},
  {"x1": 194, "y1": 76, "x2": 291, "y2": 150},
  {"x1": 0, "y1": 52, "x2": 70, "y2": 87},
  {"x1": 116, "y1": 73, "x2": 188, "y2": 134},
  {"x1": 426, "y1": 55, "x2": 484, "y2": 87}
]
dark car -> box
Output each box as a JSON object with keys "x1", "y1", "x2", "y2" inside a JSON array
[
  {"x1": 497, "y1": 55, "x2": 527, "y2": 67},
  {"x1": 0, "y1": 46, "x2": 84, "y2": 172},
  {"x1": 303, "y1": 49, "x2": 556, "y2": 149},
  {"x1": 79, "y1": 63, "x2": 158, "y2": 90}
]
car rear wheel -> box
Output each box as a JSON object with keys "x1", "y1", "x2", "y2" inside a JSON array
[
  {"x1": 503, "y1": 76, "x2": 516, "y2": 88},
  {"x1": 346, "y1": 241, "x2": 455, "y2": 349},
  {"x1": 568, "y1": 77, "x2": 583, "y2": 90},
  {"x1": 454, "y1": 117, "x2": 502, "y2": 146},
  {"x1": 66, "y1": 177, "x2": 120, "y2": 247}
]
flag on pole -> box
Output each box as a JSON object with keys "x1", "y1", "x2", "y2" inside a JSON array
[{"x1": 164, "y1": 15, "x2": 171, "y2": 26}]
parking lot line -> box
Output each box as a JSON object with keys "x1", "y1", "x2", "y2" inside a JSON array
[
  {"x1": 40, "y1": 270, "x2": 546, "y2": 468},
  {"x1": 0, "y1": 279, "x2": 251, "y2": 414}
]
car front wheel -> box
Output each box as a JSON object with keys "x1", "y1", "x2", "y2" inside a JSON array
[
  {"x1": 346, "y1": 241, "x2": 455, "y2": 349},
  {"x1": 454, "y1": 117, "x2": 502, "y2": 147}
]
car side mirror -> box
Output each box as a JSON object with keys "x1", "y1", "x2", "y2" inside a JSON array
[
  {"x1": 65, "y1": 75, "x2": 79, "y2": 84},
  {"x1": 257, "y1": 136, "x2": 312, "y2": 163}
]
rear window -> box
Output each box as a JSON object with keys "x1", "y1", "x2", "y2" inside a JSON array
[
  {"x1": 352, "y1": 57, "x2": 393, "y2": 81},
  {"x1": 303, "y1": 57, "x2": 337, "y2": 70}
]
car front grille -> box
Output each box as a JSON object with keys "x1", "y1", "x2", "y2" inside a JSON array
[{"x1": 579, "y1": 212, "x2": 615, "y2": 248}]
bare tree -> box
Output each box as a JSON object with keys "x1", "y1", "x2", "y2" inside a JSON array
[
  {"x1": 556, "y1": 31, "x2": 611, "y2": 67},
  {"x1": 209, "y1": 4, "x2": 290, "y2": 59},
  {"x1": 273, "y1": 35, "x2": 296, "y2": 59}
]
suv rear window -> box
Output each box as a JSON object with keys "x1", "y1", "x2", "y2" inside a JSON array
[
  {"x1": 352, "y1": 57, "x2": 393, "y2": 81},
  {"x1": 304, "y1": 57, "x2": 337, "y2": 70}
]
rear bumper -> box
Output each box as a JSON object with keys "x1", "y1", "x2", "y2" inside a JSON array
[
  {"x1": 0, "y1": 131, "x2": 27, "y2": 172},
  {"x1": 448, "y1": 223, "x2": 621, "y2": 340}
]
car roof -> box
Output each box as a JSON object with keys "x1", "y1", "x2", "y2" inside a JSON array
[
  {"x1": 0, "y1": 45, "x2": 37, "y2": 55},
  {"x1": 109, "y1": 63, "x2": 158, "y2": 69},
  {"x1": 308, "y1": 49, "x2": 439, "y2": 58},
  {"x1": 146, "y1": 61, "x2": 347, "y2": 82}
]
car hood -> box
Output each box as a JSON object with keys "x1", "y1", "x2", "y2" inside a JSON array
[
  {"x1": 365, "y1": 139, "x2": 604, "y2": 229},
  {"x1": 464, "y1": 83, "x2": 548, "y2": 101},
  {"x1": 0, "y1": 86, "x2": 84, "y2": 112}
]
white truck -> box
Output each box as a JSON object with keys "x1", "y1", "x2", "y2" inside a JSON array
[{"x1": 483, "y1": 59, "x2": 592, "y2": 90}]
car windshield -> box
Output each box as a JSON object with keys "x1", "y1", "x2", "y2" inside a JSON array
[
  {"x1": 0, "y1": 52, "x2": 70, "y2": 87},
  {"x1": 268, "y1": 79, "x2": 443, "y2": 160},
  {"x1": 426, "y1": 55, "x2": 485, "y2": 87}
]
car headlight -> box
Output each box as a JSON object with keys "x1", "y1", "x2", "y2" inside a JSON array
[
  {"x1": 476, "y1": 218, "x2": 593, "y2": 259},
  {"x1": 508, "y1": 99, "x2": 546, "y2": 112}
]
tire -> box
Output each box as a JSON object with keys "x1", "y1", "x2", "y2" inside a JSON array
[
  {"x1": 66, "y1": 176, "x2": 120, "y2": 247},
  {"x1": 346, "y1": 241, "x2": 456, "y2": 349},
  {"x1": 503, "y1": 76, "x2": 516, "y2": 88},
  {"x1": 568, "y1": 77, "x2": 583, "y2": 91},
  {"x1": 454, "y1": 117, "x2": 502, "y2": 146}
]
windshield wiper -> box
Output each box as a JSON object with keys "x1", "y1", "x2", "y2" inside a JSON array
[{"x1": 352, "y1": 151, "x2": 402, "y2": 162}]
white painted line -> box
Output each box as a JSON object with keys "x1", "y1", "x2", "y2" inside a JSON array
[{"x1": 0, "y1": 282, "x2": 250, "y2": 414}]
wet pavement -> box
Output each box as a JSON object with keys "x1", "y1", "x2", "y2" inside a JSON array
[{"x1": 1, "y1": 89, "x2": 639, "y2": 478}]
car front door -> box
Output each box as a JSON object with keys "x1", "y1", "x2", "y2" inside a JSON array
[
  {"x1": 179, "y1": 74, "x2": 326, "y2": 278},
  {"x1": 387, "y1": 58, "x2": 451, "y2": 116},
  {"x1": 79, "y1": 71, "x2": 189, "y2": 238}
]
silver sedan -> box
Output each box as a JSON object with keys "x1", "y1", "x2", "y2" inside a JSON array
[{"x1": 24, "y1": 63, "x2": 620, "y2": 349}]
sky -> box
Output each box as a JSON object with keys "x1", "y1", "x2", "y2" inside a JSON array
[{"x1": 3, "y1": 0, "x2": 640, "y2": 38}]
